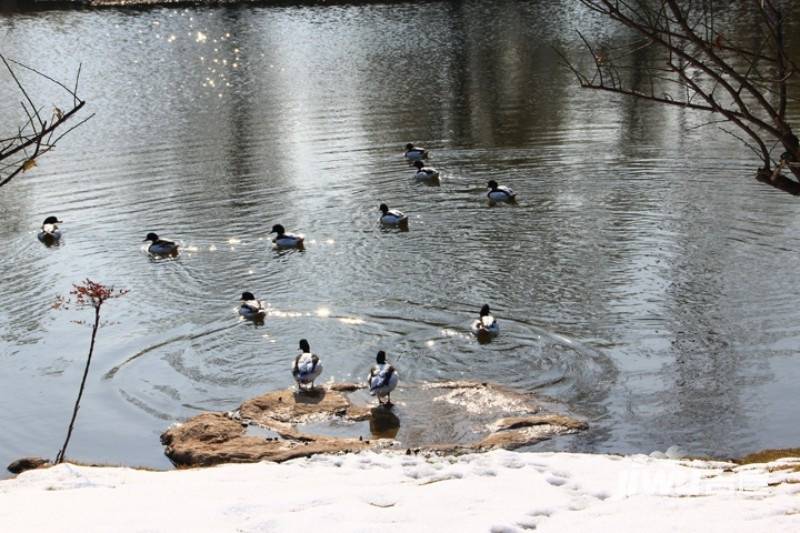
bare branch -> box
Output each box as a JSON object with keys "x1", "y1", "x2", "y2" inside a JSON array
[{"x1": 0, "y1": 56, "x2": 90, "y2": 189}]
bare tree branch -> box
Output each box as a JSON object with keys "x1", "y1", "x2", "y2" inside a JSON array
[
  {"x1": 0, "y1": 55, "x2": 89, "y2": 189},
  {"x1": 563, "y1": 1, "x2": 800, "y2": 194}
]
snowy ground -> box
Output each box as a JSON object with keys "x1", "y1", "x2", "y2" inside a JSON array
[{"x1": 1, "y1": 450, "x2": 799, "y2": 532}]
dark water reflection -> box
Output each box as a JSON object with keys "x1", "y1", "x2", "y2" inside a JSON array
[{"x1": 1, "y1": 1, "x2": 800, "y2": 473}]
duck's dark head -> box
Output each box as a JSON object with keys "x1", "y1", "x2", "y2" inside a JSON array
[
  {"x1": 299, "y1": 339, "x2": 311, "y2": 352},
  {"x1": 270, "y1": 224, "x2": 285, "y2": 235},
  {"x1": 379, "y1": 204, "x2": 389, "y2": 214},
  {"x1": 376, "y1": 350, "x2": 387, "y2": 365},
  {"x1": 144, "y1": 232, "x2": 159, "y2": 242},
  {"x1": 413, "y1": 161, "x2": 424, "y2": 169},
  {"x1": 480, "y1": 304, "x2": 491, "y2": 317},
  {"x1": 43, "y1": 216, "x2": 62, "y2": 225},
  {"x1": 241, "y1": 291, "x2": 255, "y2": 301},
  {"x1": 487, "y1": 180, "x2": 499, "y2": 190},
  {"x1": 405, "y1": 143, "x2": 414, "y2": 151}
]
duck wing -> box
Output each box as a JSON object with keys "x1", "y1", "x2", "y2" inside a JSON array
[{"x1": 369, "y1": 365, "x2": 396, "y2": 391}]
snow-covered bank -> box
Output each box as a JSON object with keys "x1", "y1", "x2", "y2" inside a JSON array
[{"x1": 1, "y1": 450, "x2": 799, "y2": 532}]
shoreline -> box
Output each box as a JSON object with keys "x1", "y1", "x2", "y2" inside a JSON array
[{"x1": 2, "y1": 448, "x2": 798, "y2": 532}]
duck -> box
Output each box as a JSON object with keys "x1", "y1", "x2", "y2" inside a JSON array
[
  {"x1": 239, "y1": 291, "x2": 266, "y2": 320},
  {"x1": 143, "y1": 232, "x2": 179, "y2": 256},
  {"x1": 471, "y1": 304, "x2": 499, "y2": 338},
  {"x1": 487, "y1": 180, "x2": 516, "y2": 203},
  {"x1": 367, "y1": 350, "x2": 399, "y2": 406},
  {"x1": 270, "y1": 224, "x2": 304, "y2": 248},
  {"x1": 292, "y1": 339, "x2": 323, "y2": 391},
  {"x1": 379, "y1": 203, "x2": 408, "y2": 228},
  {"x1": 37, "y1": 216, "x2": 63, "y2": 244},
  {"x1": 413, "y1": 160, "x2": 440, "y2": 181},
  {"x1": 404, "y1": 143, "x2": 429, "y2": 161}
]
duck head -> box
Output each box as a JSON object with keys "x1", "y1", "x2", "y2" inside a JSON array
[
  {"x1": 144, "y1": 232, "x2": 159, "y2": 242},
  {"x1": 413, "y1": 161, "x2": 424, "y2": 170},
  {"x1": 376, "y1": 350, "x2": 387, "y2": 365},
  {"x1": 241, "y1": 291, "x2": 256, "y2": 301},
  {"x1": 270, "y1": 224, "x2": 285, "y2": 236},
  {"x1": 379, "y1": 204, "x2": 389, "y2": 214},
  {"x1": 487, "y1": 180, "x2": 499, "y2": 191},
  {"x1": 405, "y1": 143, "x2": 415, "y2": 151},
  {"x1": 43, "y1": 216, "x2": 62, "y2": 225},
  {"x1": 480, "y1": 304, "x2": 491, "y2": 317},
  {"x1": 299, "y1": 339, "x2": 311, "y2": 353}
]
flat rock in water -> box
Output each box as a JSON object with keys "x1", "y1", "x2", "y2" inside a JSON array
[{"x1": 161, "y1": 382, "x2": 587, "y2": 467}]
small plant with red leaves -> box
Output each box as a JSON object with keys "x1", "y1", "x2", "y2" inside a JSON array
[
  {"x1": 54, "y1": 279, "x2": 127, "y2": 465},
  {"x1": 70, "y1": 279, "x2": 128, "y2": 309}
]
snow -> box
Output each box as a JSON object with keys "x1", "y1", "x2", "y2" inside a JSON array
[{"x1": 1, "y1": 450, "x2": 799, "y2": 532}]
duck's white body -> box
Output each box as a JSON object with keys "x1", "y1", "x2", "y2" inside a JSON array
[
  {"x1": 292, "y1": 351, "x2": 323, "y2": 387},
  {"x1": 471, "y1": 315, "x2": 499, "y2": 337},
  {"x1": 38, "y1": 223, "x2": 62, "y2": 243},
  {"x1": 380, "y1": 210, "x2": 408, "y2": 226},
  {"x1": 488, "y1": 186, "x2": 516, "y2": 202},
  {"x1": 273, "y1": 233, "x2": 304, "y2": 248},
  {"x1": 148, "y1": 240, "x2": 179, "y2": 256},
  {"x1": 368, "y1": 363, "x2": 399, "y2": 399},
  {"x1": 405, "y1": 148, "x2": 429, "y2": 161},
  {"x1": 414, "y1": 166, "x2": 440, "y2": 180},
  {"x1": 239, "y1": 299, "x2": 266, "y2": 320}
]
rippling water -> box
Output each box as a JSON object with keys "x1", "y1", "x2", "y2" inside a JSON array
[{"x1": 2, "y1": 1, "x2": 800, "y2": 473}]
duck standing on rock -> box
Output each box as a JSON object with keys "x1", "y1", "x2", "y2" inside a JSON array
[
  {"x1": 379, "y1": 203, "x2": 409, "y2": 229},
  {"x1": 37, "y1": 216, "x2": 63, "y2": 245},
  {"x1": 239, "y1": 291, "x2": 266, "y2": 320},
  {"x1": 144, "y1": 232, "x2": 179, "y2": 256},
  {"x1": 404, "y1": 143, "x2": 429, "y2": 161},
  {"x1": 368, "y1": 350, "x2": 399, "y2": 407},
  {"x1": 413, "y1": 160, "x2": 440, "y2": 182},
  {"x1": 270, "y1": 224, "x2": 304, "y2": 249},
  {"x1": 292, "y1": 339, "x2": 323, "y2": 391},
  {"x1": 487, "y1": 180, "x2": 516, "y2": 203},
  {"x1": 471, "y1": 304, "x2": 499, "y2": 338}
]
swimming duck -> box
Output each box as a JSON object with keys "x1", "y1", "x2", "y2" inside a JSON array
[
  {"x1": 143, "y1": 232, "x2": 179, "y2": 256},
  {"x1": 404, "y1": 143, "x2": 429, "y2": 161},
  {"x1": 292, "y1": 339, "x2": 323, "y2": 391},
  {"x1": 413, "y1": 160, "x2": 440, "y2": 181},
  {"x1": 239, "y1": 291, "x2": 266, "y2": 320},
  {"x1": 270, "y1": 224, "x2": 304, "y2": 248},
  {"x1": 487, "y1": 180, "x2": 516, "y2": 203},
  {"x1": 37, "y1": 216, "x2": 63, "y2": 244},
  {"x1": 368, "y1": 350, "x2": 399, "y2": 406},
  {"x1": 379, "y1": 203, "x2": 408, "y2": 227},
  {"x1": 471, "y1": 304, "x2": 499, "y2": 337}
]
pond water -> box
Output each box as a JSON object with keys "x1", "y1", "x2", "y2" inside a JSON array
[{"x1": 2, "y1": 1, "x2": 800, "y2": 474}]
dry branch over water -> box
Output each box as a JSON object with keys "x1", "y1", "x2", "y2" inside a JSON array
[
  {"x1": 0, "y1": 55, "x2": 91, "y2": 189},
  {"x1": 560, "y1": 0, "x2": 800, "y2": 194}
]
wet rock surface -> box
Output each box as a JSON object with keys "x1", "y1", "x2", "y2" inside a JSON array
[
  {"x1": 161, "y1": 381, "x2": 587, "y2": 467},
  {"x1": 6, "y1": 457, "x2": 50, "y2": 474}
]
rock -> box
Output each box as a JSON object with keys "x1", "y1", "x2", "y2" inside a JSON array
[
  {"x1": 239, "y1": 386, "x2": 369, "y2": 426},
  {"x1": 480, "y1": 415, "x2": 589, "y2": 450},
  {"x1": 161, "y1": 382, "x2": 587, "y2": 468},
  {"x1": 491, "y1": 415, "x2": 588, "y2": 433},
  {"x1": 161, "y1": 412, "x2": 371, "y2": 467},
  {"x1": 7, "y1": 457, "x2": 50, "y2": 474}
]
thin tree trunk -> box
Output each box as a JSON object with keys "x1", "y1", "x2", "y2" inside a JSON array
[{"x1": 55, "y1": 305, "x2": 101, "y2": 464}]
